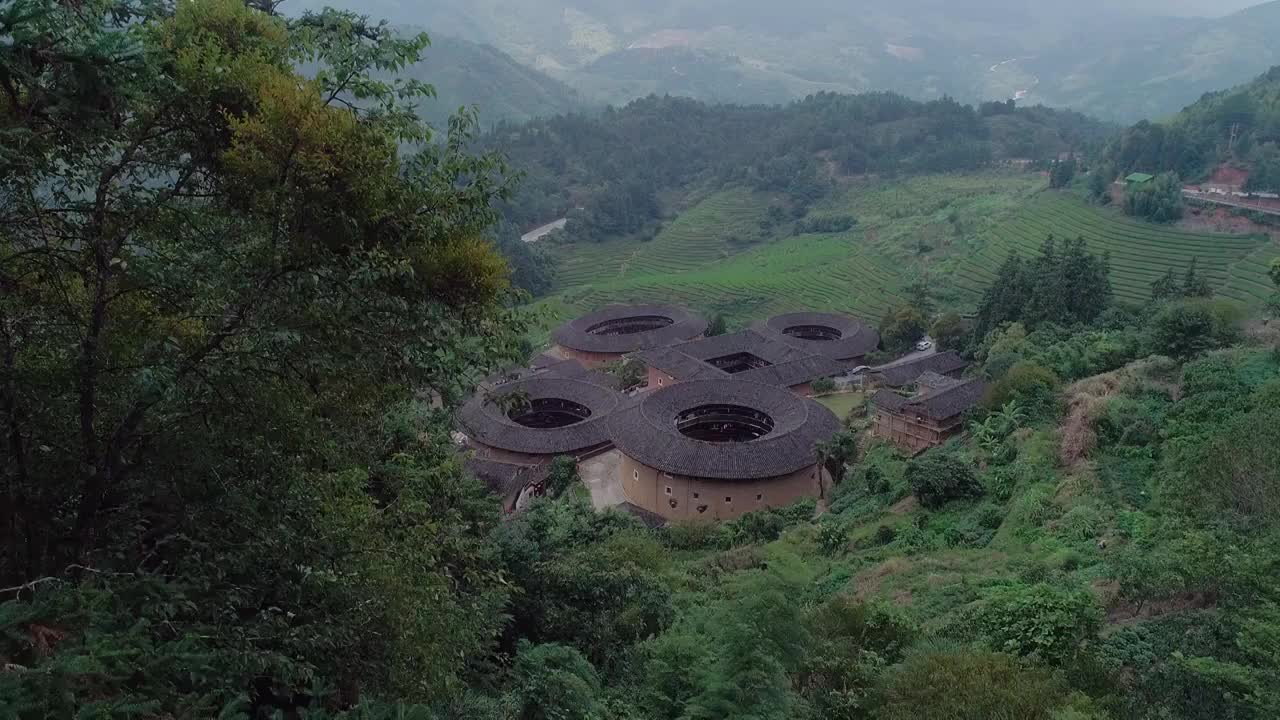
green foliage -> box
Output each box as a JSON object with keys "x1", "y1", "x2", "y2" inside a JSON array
[
  {"x1": 1147, "y1": 299, "x2": 1243, "y2": 359},
  {"x1": 973, "y1": 236, "x2": 1113, "y2": 342},
  {"x1": 930, "y1": 312, "x2": 968, "y2": 352},
  {"x1": 1050, "y1": 159, "x2": 1077, "y2": 189},
  {"x1": 876, "y1": 647, "x2": 1069, "y2": 720},
  {"x1": 811, "y1": 377, "x2": 837, "y2": 394},
  {"x1": 879, "y1": 305, "x2": 929, "y2": 354},
  {"x1": 962, "y1": 583, "x2": 1103, "y2": 665},
  {"x1": 513, "y1": 642, "x2": 605, "y2": 720},
  {"x1": 1123, "y1": 172, "x2": 1184, "y2": 222},
  {"x1": 986, "y1": 361, "x2": 1062, "y2": 420},
  {"x1": 720, "y1": 500, "x2": 817, "y2": 548},
  {"x1": 546, "y1": 456, "x2": 580, "y2": 498},
  {"x1": 800, "y1": 597, "x2": 915, "y2": 719},
  {"x1": 906, "y1": 450, "x2": 983, "y2": 509}
]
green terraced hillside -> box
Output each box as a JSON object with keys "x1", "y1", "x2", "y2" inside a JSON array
[
  {"x1": 533, "y1": 177, "x2": 1280, "y2": 340},
  {"x1": 549, "y1": 188, "x2": 773, "y2": 290},
  {"x1": 954, "y1": 194, "x2": 1279, "y2": 306}
]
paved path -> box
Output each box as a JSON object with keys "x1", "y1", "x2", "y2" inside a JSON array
[
  {"x1": 521, "y1": 217, "x2": 567, "y2": 243},
  {"x1": 579, "y1": 450, "x2": 626, "y2": 510},
  {"x1": 1183, "y1": 191, "x2": 1280, "y2": 218}
]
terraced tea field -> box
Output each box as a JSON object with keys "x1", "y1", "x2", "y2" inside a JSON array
[
  {"x1": 953, "y1": 194, "x2": 1277, "y2": 305},
  {"x1": 534, "y1": 178, "x2": 1279, "y2": 337},
  {"x1": 548, "y1": 188, "x2": 774, "y2": 290}
]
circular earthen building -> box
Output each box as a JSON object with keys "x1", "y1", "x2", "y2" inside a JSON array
[
  {"x1": 609, "y1": 379, "x2": 841, "y2": 522},
  {"x1": 551, "y1": 304, "x2": 709, "y2": 367},
  {"x1": 458, "y1": 376, "x2": 621, "y2": 465},
  {"x1": 753, "y1": 311, "x2": 879, "y2": 362}
]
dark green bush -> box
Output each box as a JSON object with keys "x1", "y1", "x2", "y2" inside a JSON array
[{"x1": 906, "y1": 451, "x2": 983, "y2": 509}]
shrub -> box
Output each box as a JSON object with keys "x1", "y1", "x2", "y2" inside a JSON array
[
  {"x1": 964, "y1": 583, "x2": 1103, "y2": 665},
  {"x1": 513, "y1": 642, "x2": 605, "y2": 720},
  {"x1": 906, "y1": 451, "x2": 983, "y2": 509},
  {"x1": 875, "y1": 525, "x2": 898, "y2": 546},
  {"x1": 986, "y1": 361, "x2": 1061, "y2": 420},
  {"x1": 1147, "y1": 299, "x2": 1243, "y2": 360},
  {"x1": 877, "y1": 646, "x2": 1068, "y2": 720},
  {"x1": 811, "y1": 377, "x2": 837, "y2": 394}
]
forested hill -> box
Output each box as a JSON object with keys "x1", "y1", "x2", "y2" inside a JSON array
[
  {"x1": 400, "y1": 34, "x2": 586, "y2": 128},
  {"x1": 491, "y1": 93, "x2": 1113, "y2": 233},
  {"x1": 1104, "y1": 65, "x2": 1280, "y2": 191}
]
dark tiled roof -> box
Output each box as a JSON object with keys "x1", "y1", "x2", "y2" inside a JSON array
[
  {"x1": 753, "y1": 312, "x2": 880, "y2": 360},
  {"x1": 636, "y1": 346, "x2": 729, "y2": 381},
  {"x1": 551, "y1": 304, "x2": 708, "y2": 354},
  {"x1": 465, "y1": 457, "x2": 549, "y2": 499},
  {"x1": 458, "y1": 377, "x2": 622, "y2": 455},
  {"x1": 872, "y1": 378, "x2": 986, "y2": 421},
  {"x1": 482, "y1": 358, "x2": 619, "y2": 391},
  {"x1": 916, "y1": 371, "x2": 961, "y2": 391},
  {"x1": 872, "y1": 351, "x2": 968, "y2": 387},
  {"x1": 615, "y1": 502, "x2": 668, "y2": 528},
  {"x1": 639, "y1": 329, "x2": 843, "y2": 387},
  {"x1": 609, "y1": 379, "x2": 841, "y2": 480},
  {"x1": 676, "y1": 329, "x2": 809, "y2": 364},
  {"x1": 736, "y1": 355, "x2": 847, "y2": 388}
]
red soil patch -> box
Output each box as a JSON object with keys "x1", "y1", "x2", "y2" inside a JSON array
[
  {"x1": 1180, "y1": 205, "x2": 1274, "y2": 236},
  {"x1": 1210, "y1": 164, "x2": 1250, "y2": 188}
]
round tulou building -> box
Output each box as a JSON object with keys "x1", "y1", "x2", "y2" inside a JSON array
[
  {"x1": 609, "y1": 379, "x2": 841, "y2": 522},
  {"x1": 551, "y1": 304, "x2": 709, "y2": 367},
  {"x1": 457, "y1": 376, "x2": 620, "y2": 466},
  {"x1": 753, "y1": 311, "x2": 880, "y2": 363}
]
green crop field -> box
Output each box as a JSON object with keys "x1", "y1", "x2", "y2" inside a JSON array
[
  {"x1": 531, "y1": 175, "x2": 1280, "y2": 340},
  {"x1": 953, "y1": 194, "x2": 1278, "y2": 306}
]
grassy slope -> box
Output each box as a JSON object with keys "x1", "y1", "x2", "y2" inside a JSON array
[
  {"x1": 533, "y1": 173, "x2": 1279, "y2": 342},
  {"x1": 537, "y1": 172, "x2": 1046, "y2": 331}
]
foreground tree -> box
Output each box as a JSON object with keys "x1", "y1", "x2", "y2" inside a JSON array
[{"x1": 1, "y1": 0, "x2": 527, "y2": 712}]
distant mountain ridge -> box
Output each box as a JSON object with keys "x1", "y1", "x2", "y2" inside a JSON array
[
  {"x1": 400, "y1": 34, "x2": 584, "y2": 128},
  {"x1": 289, "y1": 1, "x2": 1280, "y2": 124}
]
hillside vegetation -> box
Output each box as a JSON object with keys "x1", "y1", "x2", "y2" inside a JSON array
[
  {"x1": 6, "y1": 3, "x2": 1280, "y2": 720},
  {"x1": 1106, "y1": 65, "x2": 1280, "y2": 189}
]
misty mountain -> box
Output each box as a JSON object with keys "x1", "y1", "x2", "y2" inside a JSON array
[
  {"x1": 404, "y1": 35, "x2": 584, "y2": 128},
  {"x1": 284, "y1": 1, "x2": 1280, "y2": 123}
]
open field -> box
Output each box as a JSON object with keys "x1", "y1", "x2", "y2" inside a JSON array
[
  {"x1": 816, "y1": 392, "x2": 865, "y2": 421},
  {"x1": 532, "y1": 175, "x2": 1280, "y2": 341}
]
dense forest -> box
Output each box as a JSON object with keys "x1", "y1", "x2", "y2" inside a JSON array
[
  {"x1": 5, "y1": 2, "x2": 1280, "y2": 719},
  {"x1": 490, "y1": 94, "x2": 1112, "y2": 235},
  {"x1": 1105, "y1": 65, "x2": 1280, "y2": 190}
]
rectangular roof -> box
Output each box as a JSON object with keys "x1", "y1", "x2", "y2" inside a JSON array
[
  {"x1": 871, "y1": 351, "x2": 968, "y2": 388},
  {"x1": 872, "y1": 377, "x2": 987, "y2": 421},
  {"x1": 1125, "y1": 172, "x2": 1154, "y2": 183}
]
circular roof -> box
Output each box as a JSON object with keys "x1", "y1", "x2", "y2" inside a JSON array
[
  {"x1": 551, "y1": 304, "x2": 709, "y2": 355},
  {"x1": 458, "y1": 377, "x2": 621, "y2": 455},
  {"x1": 753, "y1": 312, "x2": 879, "y2": 360},
  {"x1": 609, "y1": 379, "x2": 840, "y2": 480}
]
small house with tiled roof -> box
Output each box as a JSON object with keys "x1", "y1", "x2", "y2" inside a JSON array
[
  {"x1": 868, "y1": 351, "x2": 968, "y2": 388},
  {"x1": 871, "y1": 376, "x2": 987, "y2": 454}
]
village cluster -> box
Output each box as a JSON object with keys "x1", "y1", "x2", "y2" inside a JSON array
[{"x1": 456, "y1": 304, "x2": 985, "y2": 523}]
